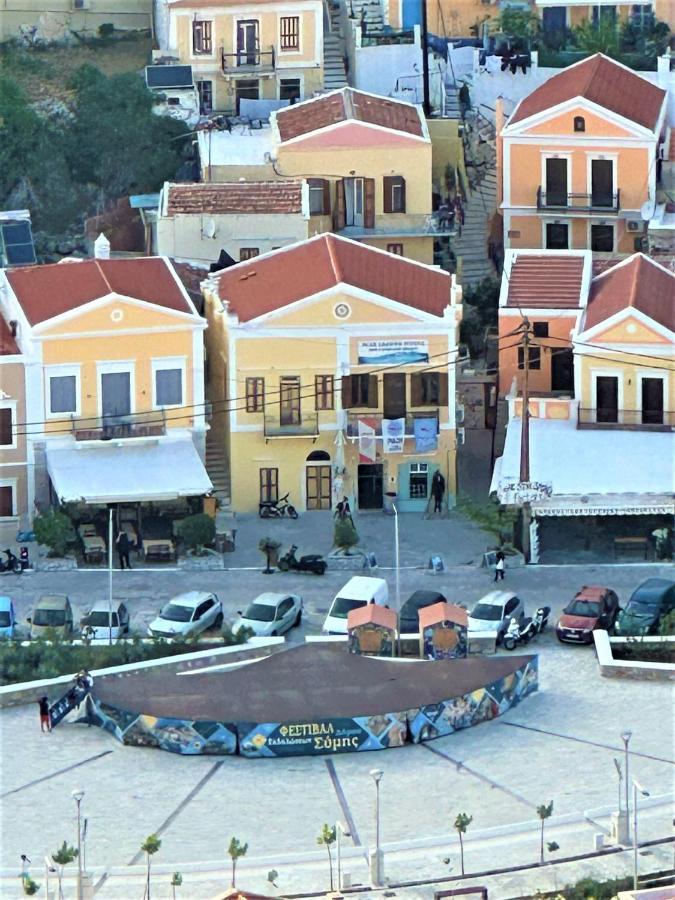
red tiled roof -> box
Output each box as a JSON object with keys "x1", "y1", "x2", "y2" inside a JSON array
[
  {"x1": 509, "y1": 54, "x2": 666, "y2": 131},
  {"x1": 215, "y1": 234, "x2": 450, "y2": 321},
  {"x1": 586, "y1": 254, "x2": 675, "y2": 332},
  {"x1": 506, "y1": 255, "x2": 585, "y2": 308},
  {"x1": 165, "y1": 181, "x2": 303, "y2": 216},
  {"x1": 418, "y1": 602, "x2": 468, "y2": 629},
  {"x1": 0, "y1": 312, "x2": 20, "y2": 355},
  {"x1": 276, "y1": 88, "x2": 425, "y2": 143},
  {"x1": 6, "y1": 257, "x2": 193, "y2": 326},
  {"x1": 348, "y1": 604, "x2": 397, "y2": 630}
]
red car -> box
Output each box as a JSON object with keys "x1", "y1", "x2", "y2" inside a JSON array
[{"x1": 556, "y1": 586, "x2": 619, "y2": 644}]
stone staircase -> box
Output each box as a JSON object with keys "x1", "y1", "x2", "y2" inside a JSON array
[
  {"x1": 205, "y1": 432, "x2": 231, "y2": 507},
  {"x1": 324, "y1": 2, "x2": 348, "y2": 91},
  {"x1": 345, "y1": 0, "x2": 384, "y2": 34}
]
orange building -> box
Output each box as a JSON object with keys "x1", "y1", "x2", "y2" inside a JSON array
[{"x1": 498, "y1": 54, "x2": 668, "y2": 256}]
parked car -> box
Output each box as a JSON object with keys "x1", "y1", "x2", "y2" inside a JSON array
[
  {"x1": 28, "y1": 595, "x2": 74, "y2": 640},
  {"x1": 147, "y1": 591, "x2": 222, "y2": 640},
  {"x1": 614, "y1": 578, "x2": 675, "y2": 637},
  {"x1": 468, "y1": 591, "x2": 524, "y2": 643},
  {"x1": 556, "y1": 586, "x2": 619, "y2": 644},
  {"x1": 81, "y1": 599, "x2": 131, "y2": 641},
  {"x1": 399, "y1": 590, "x2": 447, "y2": 634},
  {"x1": 0, "y1": 596, "x2": 16, "y2": 638},
  {"x1": 322, "y1": 576, "x2": 389, "y2": 635},
  {"x1": 233, "y1": 593, "x2": 303, "y2": 637}
]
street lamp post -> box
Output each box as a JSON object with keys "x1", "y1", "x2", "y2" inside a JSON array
[
  {"x1": 335, "y1": 820, "x2": 350, "y2": 892},
  {"x1": 392, "y1": 505, "x2": 401, "y2": 655},
  {"x1": 107, "y1": 507, "x2": 114, "y2": 646},
  {"x1": 621, "y1": 730, "x2": 632, "y2": 841},
  {"x1": 71, "y1": 789, "x2": 85, "y2": 900},
  {"x1": 613, "y1": 757, "x2": 622, "y2": 813},
  {"x1": 632, "y1": 779, "x2": 649, "y2": 892},
  {"x1": 369, "y1": 769, "x2": 384, "y2": 887}
]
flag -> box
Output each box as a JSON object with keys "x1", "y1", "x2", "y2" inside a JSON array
[
  {"x1": 382, "y1": 417, "x2": 405, "y2": 453},
  {"x1": 414, "y1": 417, "x2": 438, "y2": 453}
]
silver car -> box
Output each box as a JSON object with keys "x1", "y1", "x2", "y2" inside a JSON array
[{"x1": 468, "y1": 591, "x2": 525, "y2": 643}]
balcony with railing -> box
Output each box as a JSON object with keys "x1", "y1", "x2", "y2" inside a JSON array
[
  {"x1": 536, "y1": 187, "x2": 621, "y2": 213},
  {"x1": 264, "y1": 411, "x2": 319, "y2": 439},
  {"x1": 221, "y1": 46, "x2": 276, "y2": 76},
  {"x1": 71, "y1": 411, "x2": 168, "y2": 441},
  {"x1": 577, "y1": 407, "x2": 674, "y2": 432},
  {"x1": 345, "y1": 411, "x2": 439, "y2": 438}
]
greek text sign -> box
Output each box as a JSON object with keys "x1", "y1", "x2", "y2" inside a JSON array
[{"x1": 358, "y1": 340, "x2": 429, "y2": 365}]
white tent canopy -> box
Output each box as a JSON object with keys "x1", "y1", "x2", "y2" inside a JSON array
[{"x1": 46, "y1": 438, "x2": 212, "y2": 505}]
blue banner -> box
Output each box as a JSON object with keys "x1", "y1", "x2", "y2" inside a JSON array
[{"x1": 414, "y1": 417, "x2": 438, "y2": 453}]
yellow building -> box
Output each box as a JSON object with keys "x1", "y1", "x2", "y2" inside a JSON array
[
  {"x1": 0, "y1": 313, "x2": 29, "y2": 534},
  {"x1": 492, "y1": 253, "x2": 675, "y2": 561},
  {"x1": 0, "y1": 0, "x2": 151, "y2": 41},
  {"x1": 201, "y1": 87, "x2": 438, "y2": 264},
  {"x1": 164, "y1": 0, "x2": 325, "y2": 113},
  {"x1": 498, "y1": 54, "x2": 668, "y2": 256},
  {"x1": 203, "y1": 233, "x2": 463, "y2": 513},
  {"x1": 0, "y1": 254, "x2": 211, "y2": 514}
]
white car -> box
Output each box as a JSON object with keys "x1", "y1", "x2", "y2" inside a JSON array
[
  {"x1": 232, "y1": 593, "x2": 302, "y2": 637},
  {"x1": 81, "y1": 600, "x2": 130, "y2": 641},
  {"x1": 468, "y1": 590, "x2": 525, "y2": 643},
  {"x1": 147, "y1": 591, "x2": 222, "y2": 640}
]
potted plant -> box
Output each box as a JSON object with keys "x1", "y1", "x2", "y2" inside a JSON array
[{"x1": 258, "y1": 537, "x2": 281, "y2": 574}]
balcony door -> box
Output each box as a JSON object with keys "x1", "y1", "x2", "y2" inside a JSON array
[
  {"x1": 101, "y1": 372, "x2": 131, "y2": 419},
  {"x1": 591, "y1": 159, "x2": 614, "y2": 208},
  {"x1": 280, "y1": 376, "x2": 301, "y2": 426},
  {"x1": 641, "y1": 377, "x2": 664, "y2": 425},
  {"x1": 545, "y1": 158, "x2": 568, "y2": 207},
  {"x1": 237, "y1": 20, "x2": 259, "y2": 66},
  {"x1": 344, "y1": 178, "x2": 365, "y2": 227},
  {"x1": 383, "y1": 373, "x2": 406, "y2": 419},
  {"x1": 551, "y1": 348, "x2": 574, "y2": 393},
  {"x1": 595, "y1": 375, "x2": 618, "y2": 423}
]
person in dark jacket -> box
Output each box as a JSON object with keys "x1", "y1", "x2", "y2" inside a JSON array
[
  {"x1": 431, "y1": 470, "x2": 446, "y2": 514},
  {"x1": 38, "y1": 696, "x2": 51, "y2": 732},
  {"x1": 116, "y1": 529, "x2": 132, "y2": 569}
]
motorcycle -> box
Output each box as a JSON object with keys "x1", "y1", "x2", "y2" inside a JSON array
[
  {"x1": 259, "y1": 493, "x2": 299, "y2": 519},
  {"x1": 277, "y1": 544, "x2": 326, "y2": 575},
  {"x1": 503, "y1": 615, "x2": 536, "y2": 650},
  {"x1": 0, "y1": 548, "x2": 22, "y2": 575},
  {"x1": 532, "y1": 606, "x2": 550, "y2": 635}
]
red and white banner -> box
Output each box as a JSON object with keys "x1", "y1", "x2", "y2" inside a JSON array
[{"x1": 358, "y1": 417, "x2": 377, "y2": 463}]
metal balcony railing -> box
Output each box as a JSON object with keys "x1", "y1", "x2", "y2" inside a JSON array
[
  {"x1": 536, "y1": 186, "x2": 621, "y2": 213},
  {"x1": 221, "y1": 46, "x2": 275, "y2": 74},
  {"x1": 263, "y1": 411, "x2": 319, "y2": 438},
  {"x1": 577, "y1": 407, "x2": 674, "y2": 431},
  {"x1": 71, "y1": 410, "x2": 167, "y2": 441}
]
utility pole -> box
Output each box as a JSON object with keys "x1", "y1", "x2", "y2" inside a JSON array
[
  {"x1": 519, "y1": 318, "x2": 532, "y2": 561},
  {"x1": 420, "y1": 0, "x2": 431, "y2": 115}
]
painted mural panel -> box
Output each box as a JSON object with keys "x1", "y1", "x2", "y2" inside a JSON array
[
  {"x1": 348, "y1": 623, "x2": 396, "y2": 656},
  {"x1": 422, "y1": 622, "x2": 468, "y2": 659}
]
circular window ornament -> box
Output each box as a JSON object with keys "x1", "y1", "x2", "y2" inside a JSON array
[
  {"x1": 626, "y1": 322, "x2": 637, "y2": 334},
  {"x1": 333, "y1": 302, "x2": 351, "y2": 320},
  {"x1": 110, "y1": 308, "x2": 124, "y2": 323}
]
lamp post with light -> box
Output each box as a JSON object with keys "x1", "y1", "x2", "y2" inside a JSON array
[
  {"x1": 621, "y1": 730, "x2": 632, "y2": 841},
  {"x1": 369, "y1": 769, "x2": 384, "y2": 887},
  {"x1": 71, "y1": 789, "x2": 84, "y2": 900},
  {"x1": 632, "y1": 778, "x2": 649, "y2": 891}
]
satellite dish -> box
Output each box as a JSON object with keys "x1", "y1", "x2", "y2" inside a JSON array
[{"x1": 640, "y1": 200, "x2": 656, "y2": 222}]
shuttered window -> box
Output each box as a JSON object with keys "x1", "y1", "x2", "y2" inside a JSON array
[
  {"x1": 364, "y1": 178, "x2": 376, "y2": 228},
  {"x1": 280, "y1": 16, "x2": 300, "y2": 50},
  {"x1": 308, "y1": 179, "x2": 331, "y2": 215},
  {"x1": 383, "y1": 176, "x2": 406, "y2": 213},
  {"x1": 0, "y1": 485, "x2": 13, "y2": 518},
  {"x1": 193, "y1": 20, "x2": 213, "y2": 54},
  {"x1": 341, "y1": 374, "x2": 378, "y2": 409},
  {"x1": 0, "y1": 408, "x2": 12, "y2": 446},
  {"x1": 246, "y1": 377, "x2": 265, "y2": 412},
  {"x1": 240, "y1": 248, "x2": 259, "y2": 260},
  {"x1": 411, "y1": 372, "x2": 448, "y2": 407},
  {"x1": 315, "y1": 375, "x2": 334, "y2": 410}
]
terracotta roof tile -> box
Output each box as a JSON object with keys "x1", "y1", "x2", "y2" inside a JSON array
[
  {"x1": 214, "y1": 234, "x2": 450, "y2": 321},
  {"x1": 508, "y1": 54, "x2": 665, "y2": 131},
  {"x1": 166, "y1": 181, "x2": 303, "y2": 216},
  {"x1": 6, "y1": 257, "x2": 193, "y2": 325},
  {"x1": 586, "y1": 253, "x2": 675, "y2": 332},
  {"x1": 348, "y1": 604, "x2": 397, "y2": 630},
  {"x1": 0, "y1": 312, "x2": 20, "y2": 355},
  {"x1": 507, "y1": 255, "x2": 585, "y2": 308},
  {"x1": 418, "y1": 602, "x2": 468, "y2": 629},
  {"x1": 276, "y1": 88, "x2": 424, "y2": 143}
]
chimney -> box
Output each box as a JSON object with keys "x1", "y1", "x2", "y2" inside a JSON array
[{"x1": 94, "y1": 233, "x2": 111, "y2": 260}]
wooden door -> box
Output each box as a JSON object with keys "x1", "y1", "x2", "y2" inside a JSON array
[
  {"x1": 259, "y1": 468, "x2": 278, "y2": 504},
  {"x1": 306, "y1": 465, "x2": 332, "y2": 510},
  {"x1": 641, "y1": 378, "x2": 664, "y2": 425},
  {"x1": 591, "y1": 159, "x2": 613, "y2": 207},
  {"x1": 237, "y1": 20, "x2": 259, "y2": 65},
  {"x1": 596, "y1": 376, "x2": 618, "y2": 423},
  {"x1": 280, "y1": 377, "x2": 301, "y2": 425},
  {"x1": 545, "y1": 158, "x2": 567, "y2": 206},
  {"x1": 383, "y1": 372, "x2": 406, "y2": 419}
]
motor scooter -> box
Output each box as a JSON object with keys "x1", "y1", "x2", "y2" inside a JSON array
[
  {"x1": 503, "y1": 615, "x2": 535, "y2": 650},
  {"x1": 259, "y1": 493, "x2": 299, "y2": 519},
  {"x1": 277, "y1": 544, "x2": 326, "y2": 575},
  {"x1": 532, "y1": 606, "x2": 550, "y2": 634},
  {"x1": 0, "y1": 548, "x2": 22, "y2": 575}
]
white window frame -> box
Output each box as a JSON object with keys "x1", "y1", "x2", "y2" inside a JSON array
[
  {"x1": 0, "y1": 478, "x2": 17, "y2": 518},
  {"x1": 97, "y1": 361, "x2": 136, "y2": 420},
  {"x1": 232, "y1": 18, "x2": 261, "y2": 64},
  {"x1": 540, "y1": 152, "x2": 572, "y2": 208},
  {"x1": 152, "y1": 357, "x2": 187, "y2": 410},
  {"x1": 0, "y1": 401, "x2": 17, "y2": 450},
  {"x1": 586, "y1": 153, "x2": 618, "y2": 205},
  {"x1": 278, "y1": 74, "x2": 304, "y2": 102},
  {"x1": 191, "y1": 18, "x2": 215, "y2": 59},
  {"x1": 637, "y1": 370, "x2": 668, "y2": 417},
  {"x1": 278, "y1": 13, "x2": 302, "y2": 54},
  {"x1": 45, "y1": 365, "x2": 81, "y2": 419},
  {"x1": 588, "y1": 220, "x2": 616, "y2": 253},
  {"x1": 590, "y1": 369, "x2": 624, "y2": 423}
]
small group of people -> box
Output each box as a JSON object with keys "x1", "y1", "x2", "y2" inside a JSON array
[
  {"x1": 38, "y1": 669, "x2": 95, "y2": 732},
  {"x1": 334, "y1": 496, "x2": 354, "y2": 525}
]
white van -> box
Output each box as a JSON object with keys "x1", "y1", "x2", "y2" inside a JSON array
[{"x1": 322, "y1": 576, "x2": 389, "y2": 635}]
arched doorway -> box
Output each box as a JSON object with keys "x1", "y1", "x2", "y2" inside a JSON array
[{"x1": 305, "y1": 451, "x2": 331, "y2": 510}]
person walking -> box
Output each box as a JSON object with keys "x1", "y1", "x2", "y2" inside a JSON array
[
  {"x1": 494, "y1": 550, "x2": 505, "y2": 582},
  {"x1": 431, "y1": 470, "x2": 446, "y2": 514},
  {"x1": 116, "y1": 529, "x2": 132, "y2": 570},
  {"x1": 37, "y1": 696, "x2": 51, "y2": 733}
]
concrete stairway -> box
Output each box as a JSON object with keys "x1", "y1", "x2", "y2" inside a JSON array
[
  {"x1": 205, "y1": 432, "x2": 231, "y2": 507},
  {"x1": 324, "y1": 3, "x2": 348, "y2": 90},
  {"x1": 346, "y1": 0, "x2": 384, "y2": 33}
]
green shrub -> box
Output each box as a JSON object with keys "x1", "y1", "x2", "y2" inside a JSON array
[
  {"x1": 176, "y1": 513, "x2": 215, "y2": 554},
  {"x1": 334, "y1": 518, "x2": 359, "y2": 552},
  {"x1": 32, "y1": 508, "x2": 72, "y2": 557}
]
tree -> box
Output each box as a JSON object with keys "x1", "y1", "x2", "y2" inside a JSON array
[
  {"x1": 536, "y1": 801, "x2": 554, "y2": 865},
  {"x1": 141, "y1": 833, "x2": 161, "y2": 900},
  {"x1": 317, "y1": 824, "x2": 336, "y2": 891},
  {"x1": 33, "y1": 509, "x2": 73, "y2": 558},
  {"x1": 497, "y1": 9, "x2": 541, "y2": 50},
  {"x1": 334, "y1": 518, "x2": 359, "y2": 554},
  {"x1": 453, "y1": 812, "x2": 473, "y2": 876},
  {"x1": 22, "y1": 877, "x2": 40, "y2": 896},
  {"x1": 227, "y1": 837, "x2": 248, "y2": 887},
  {"x1": 52, "y1": 841, "x2": 78, "y2": 900},
  {"x1": 573, "y1": 18, "x2": 619, "y2": 56},
  {"x1": 170, "y1": 871, "x2": 183, "y2": 900},
  {"x1": 176, "y1": 513, "x2": 215, "y2": 555}
]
